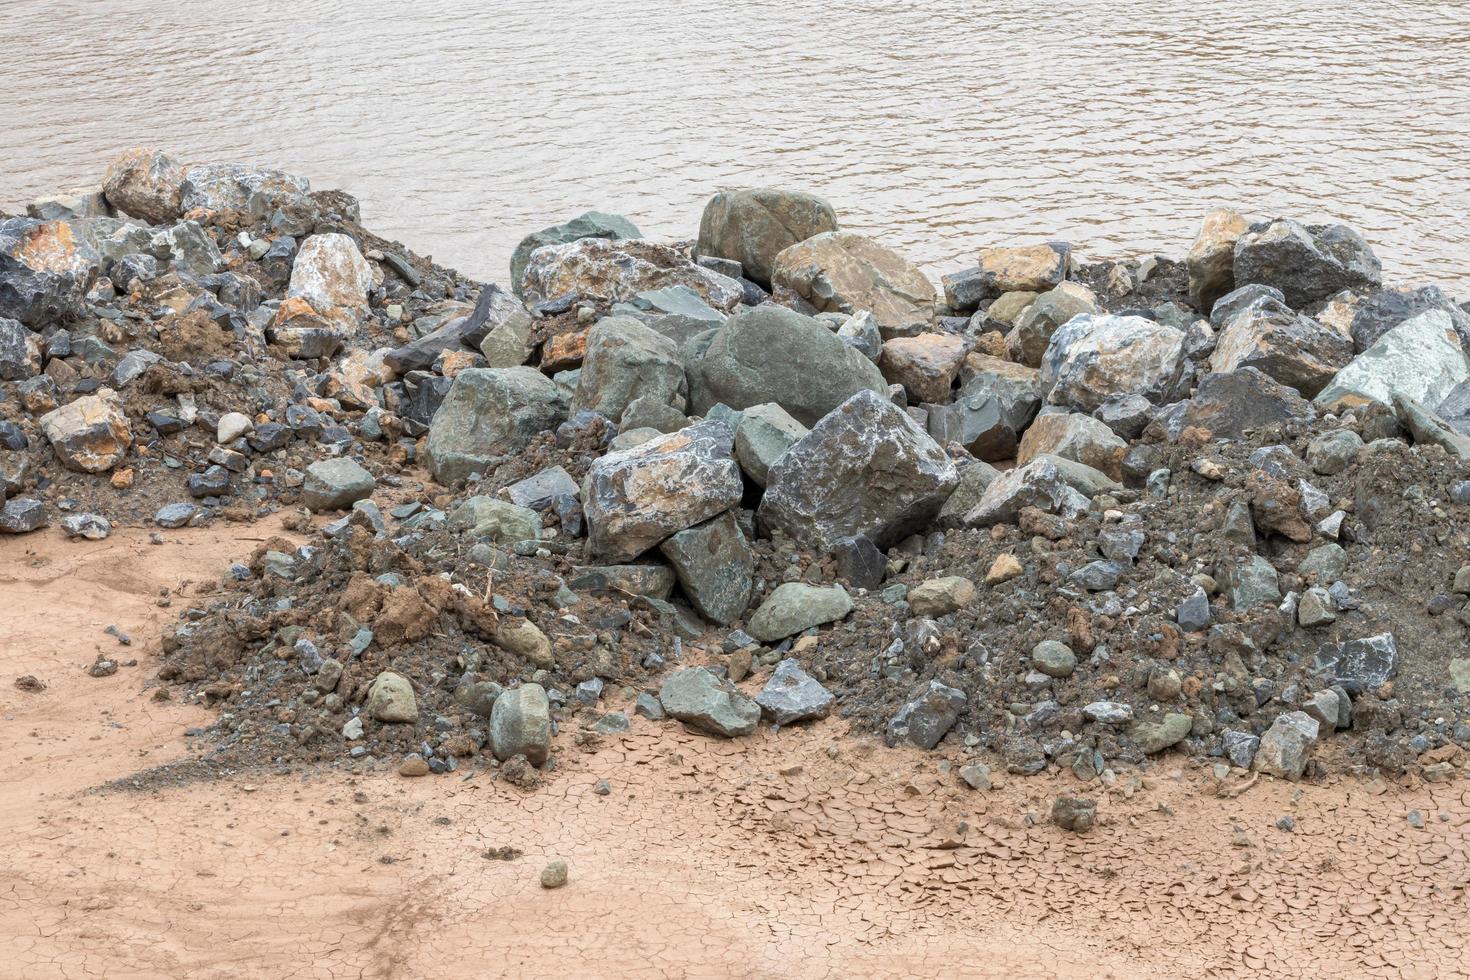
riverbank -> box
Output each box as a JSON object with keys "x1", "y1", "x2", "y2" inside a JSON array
[{"x1": 3, "y1": 148, "x2": 1470, "y2": 973}]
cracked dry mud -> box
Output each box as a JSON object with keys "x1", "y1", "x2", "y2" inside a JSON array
[{"x1": 2, "y1": 524, "x2": 1467, "y2": 979}]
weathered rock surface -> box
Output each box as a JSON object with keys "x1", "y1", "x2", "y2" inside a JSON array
[
  {"x1": 1252, "y1": 711, "x2": 1319, "y2": 779},
  {"x1": 697, "y1": 188, "x2": 838, "y2": 289},
  {"x1": 1210, "y1": 292, "x2": 1353, "y2": 397},
  {"x1": 572, "y1": 316, "x2": 687, "y2": 421},
  {"x1": 733, "y1": 402, "x2": 807, "y2": 487},
  {"x1": 1315, "y1": 310, "x2": 1469, "y2": 409},
  {"x1": 755, "y1": 659, "x2": 836, "y2": 724},
  {"x1": 179, "y1": 162, "x2": 310, "y2": 214},
  {"x1": 0, "y1": 217, "x2": 101, "y2": 325},
  {"x1": 521, "y1": 238, "x2": 743, "y2": 311},
  {"x1": 1007, "y1": 282, "x2": 1100, "y2": 368},
  {"x1": 302, "y1": 457, "x2": 375, "y2": 511},
  {"x1": 1183, "y1": 367, "x2": 1316, "y2": 439},
  {"x1": 659, "y1": 667, "x2": 760, "y2": 737},
  {"x1": 1040, "y1": 314, "x2": 1185, "y2": 413},
  {"x1": 426, "y1": 367, "x2": 569, "y2": 484},
  {"x1": 770, "y1": 231, "x2": 936, "y2": 333},
  {"x1": 1017, "y1": 411, "x2": 1126, "y2": 480},
  {"x1": 974, "y1": 243, "x2": 1070, "y2": 295},
  {"x1": 1187, "y1": 207, "x2": 1250, "y2": 311},
  {"x1": 880, "y1": 333, "x2": 970, "y2": 403},
  {"x1": 510, "y1": 211, "x2": 640, "y2": 296},
  {"x1": 688, "y1": 305, "x2": 887, "y2": 426},
  {"x1": 963, "y1": 457, "x2": 1094, "y2": 527},
  {"x1": 659, "y1": 511, "x2": 755, "y2": 625},
  {"x1": 40, "y1": 391, "x2": 131, "y2": 473},
  {"x1": 1233, "y1": 218, "x2": 1382, "y2": 309},
  {"x1": 758, "y1": 390, "x2": 957, "y2": 550},
  {"x1": 885, "y1": 679, "x2": 967, "y2": 749},
  {"x1": 490, "y1": 683, "x2": 552, "y2": 764},
  {"x1": 366, "y1": 671, "x2": 418, "y2": 723},
  {"x1": 102, "y1": 148, "x2": 185, "y2": 223},
  {"x1": 450, "y1": 496, "x2": 542, "y2": 543},
  {"x1": 583, "y1": 419, "x2": 742, "y2": 563},
  {"x1": 747, "y1": 583, "x2": 854, "y2": 642}
]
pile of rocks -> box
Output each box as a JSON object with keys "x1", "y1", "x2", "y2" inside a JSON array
[{"x1": 12, "y1": 153, "x2": 1470, "y2": 789}]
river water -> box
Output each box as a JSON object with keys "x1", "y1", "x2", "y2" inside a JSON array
[{"x1": 4, "y1": 0, "x2": 1469, "y2": 294}]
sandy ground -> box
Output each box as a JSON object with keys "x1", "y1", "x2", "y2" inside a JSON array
[{"x1": 2, "y1": 524, "x2": 1468, "y2": 979}]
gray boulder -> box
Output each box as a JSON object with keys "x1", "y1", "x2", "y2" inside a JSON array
[
  {"x1": 1, "y1": 217, "x2": 101, "y2": 325},
  {"x1": 697, "y1": 188, "x2": 838, "y2": 289},
  {"x1": 102, "y1": 148, "x2": 185, "y2": 222},
  {"x1": 1007, "y1": 282, "x2": 1100, "y2": 367},
  {"x1": 1182, "y1": 367, "x2": 1316, "y2": 439},
  {"x1": 572, "y1": 316, "x2": 687, "y2": 421},
  {"x1": 687, "y1": 305, "x2": 888, "y2": 426},
  {"x1": 885, "y1": 679, "x2": 967, "y2": 750},
  {"x1": 758, "y1": 390, "x2": 957, "y2": 550},
  {"x1": 0, "y1": 317, "x2": 37, "y2": 381},
  {"x1": 733, "y1": 402, "x2": 807, "y2": 487},
  {"x1": 770, "y1": 231, "x2": 936, "y2": 334},
  {"x1": 490, "y1": 683, "x2": 552, "y2": 764},
  {"x1": 521, "y1": 238, "x2": 743, "y2": 312},
  {"x1": 449, "y1": 496, "x2": 542, "y2": 543},
  {"x1": 1315, "y1": 633, "x2": 1398, "y2": 694},
  {"x1": 1252, "y1": 711, "x2": 1319, "y2": 780},
  {"x1": 303, "y1": 458, "x2": 375, "y2": 511},
  {"x1": 755, "y1": 659, "x2": 836, "y2": 724},
  {"x1": 582, "y1": 419, "x2": 743, "y2": 562},
  {"x1": 659, "y1": 667, "x2": 760, "y2": 738},
  {"x1": 1040, "y1": 314, "x2": 1185, "y2": 413},
  {"x1": 1210, "y1": 293, "x2": 1353, "y2": 397},
  {"x1": 658, "y1": 511, "x2": 755, "y2": 625},
  {"x1": 747, "y1": 583, "x2": 853, "y2": 642},
  {"x1": 1348, "y1": 285, "x2": 1470, "y2": 352},
  {"x1": 962, "y1": 456, "x2": 1094, "y2": 527},
  {"x1": 179, "y1": 162, "x2": 310, "y2": 214},
  {"x1": 1233, "y1": 218, "x2": 1381, "y2": 309},
  {"x1": 425, "y1": 367, "x2": 569, "y2": 484}
]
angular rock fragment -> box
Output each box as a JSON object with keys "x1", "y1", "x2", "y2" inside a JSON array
[
  {"x1": 770, "y1": 231, "x2": 936, "y2": 333},
  {"x1": 582, "y1": 419, "x2": 742, "y2": 563},
  {"x1": 733, "y1": 402, "x2": 807, "y2": 487},
  {"x1": 659, "y1": 667, "x2": 760, "y2": 738},
  {"x1": 1016, "y1": 411, "x2": 1126, "y2": 480},
  {"x1": 747, "y1": 583, "x2": 853, "y2": 642},
  {"x1": 1252, "y1": 711, "x2": 1319, "y2": 780},
  {"x1": 1315, "y1": 310, "x2": 1469, "y2": 409},
  {"x1": 1040, "y1": 314, "x2": 1185, "y2": 413},
  {"x1": 880, "y1": 332, "x2": 970, "y2": 403},
  {"x1": 755, "y1": 659, "x2": 836, "y2": 725},
  {"x1": 40, "y1": 390, "x2": 131, "y2": 473},
  {"x1": 572, "y1": 316, "x2": 687, "y2": 421},
  {"x1": 302, "y1": 458, "x2": 374, "y2": 511},
  {"x1": 1315, "y1": 633, "x2": 1398, "y2": 694},
  {"x1": 1187, "y1": 207, "x2": 1249, "y2": 311},
  {"x1": 659, "y1": 511, "x2": 755, "y2": 626},
  {"x1": 1182, "y1": 367, "x2": 1316, "y2": 439},
  {"x1": 510, "y1": 211, "x2": 641, "y2": 296},
  {"x1": 758, "y1": 390, "x2": 957, "y2": 550},
  {"x1": 885, "y1": 679, "x2": 967, "y2": 750},
  {"x1": 426, "y1": 367, "x2": 569, "y2": 484},
  {"x1": 1233, "y1": 218, "x2": 1381, "y2": 309},
  {"x1": 522, "y1": 238, "x2": 743, "y2": 312}
]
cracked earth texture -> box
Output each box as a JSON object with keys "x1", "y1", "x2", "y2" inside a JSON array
[{"x1": 2, "y1": 523, "x2": 1467, "y2": 979}]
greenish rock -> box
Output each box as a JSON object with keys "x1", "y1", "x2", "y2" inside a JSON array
[
  {"x1": 1030, "y1": 640, "x2": 1076, "y2": 678},
  {"x1": 733, "y1": 402, "x2": 808, "y2": 487},
  {"x1": 1298, "y1": 543, "x2": 1346, "y2": 583},
  {"x1": 449, "y1": 496, "x2": 541, "y2": 543},
  {"x1": 1132, "y1": 712, "x2": 1193, "y2": 754},
  {"x1": 425, "y1": 367, "x2": 569, "y2": 484},
  {"x1": 572, "y1": 315, "x2": 687, "y2": 421},
  {"x1": 1316, "y1": 310, "x2": 1468, "y2": 409},
  {"x1": 366, "y1": 671, "x2": 418, "y2": 724},
  {"x1": 1448, "y1": 658, "x2": 1470, "y2": 695},
  {"x1": 567, "y1": 564, "x2": 677, "y2": 599},
  {"x1": 510, "y1": 211, "x2": 641, "y2": 296},
  {"x1": 696, "y1": 187, "x2": 838, "y2": 289},
  {"x1": 936, "y1": 460, "x2": 1001, "y2": 529},
  {"x1": 658, "y1": 511, "x2": 755, "y2": 625},
  {"x1": 747, "y1": 583, "x2": 853, "y2": 642},
  {"x1": 659, "y1": 667, "x2": 760, "y2": 738},
  {"x1": 1220, "y1": 554, "x2": 1281, "y2": 610},
  {"x1": 302, "y1": 457, "x2": 374, "y2": 511},
  {"x1": 490, "y1": 683, "x2": 552, "y2": 764},
  {"x1": 687, "y1": 305, "x2": 888, "y2": 427}
]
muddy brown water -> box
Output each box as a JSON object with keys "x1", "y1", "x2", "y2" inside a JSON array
[{"x1": 4, "y1": 0, "x2": 1470, "y2": 294}]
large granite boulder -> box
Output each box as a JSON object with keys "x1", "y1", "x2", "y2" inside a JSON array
[
  {"x1": 1210, "y1": 291, "x2": 1354, "y2": 397},
  {"x1": 572, "y1": 316, "x2": 687, "y2": 421},
  {"x1": 270, "y1": 232, "x2": 373, "y2": 357},
  {"x1": 1233, "y1": 218, "x2": 1381, "y2": 309},
  {"x1": 1186, "y1": 207, "x2": 1249, "y2": 312},
  {"x1": 40, "y1": 390, "x2": 131, "y2": 473},
  {"x1": 425, "y1": 367, "x2": 570, "y2": 483},
  {"x1": 1040, "y1": 314, "x2": 1185, "y2": 413},
  {"x1": 0, "y1": 218, "x2": 101, "y2": 325},
  {"x1": 758, "y1": 389, "x2": 957, "y2": 550},
  {"x1": 582, "y1": 419, "x2": 743, "y2": 562},
  {"x1": 102, "y1": 148, "x2": 186, "y2": 223},
  {"x1": 1315, "y1": 310, "x2": 1470, "y2": 409},
  {"x1": 687, "y1": 305, "x2": 887, "y2": 426},
  {"x1": 521, "y1": 238, "x2": 743, "y2": 311},
  {"x1": 510, "y1": 211, "x2": 641, "y2": 297},
  {"x1": 770, "y1": 231, "x2": 935, "y2": 333},
  {"x1": 697, "y1": 188, "x2": 838, "y2": 289}
]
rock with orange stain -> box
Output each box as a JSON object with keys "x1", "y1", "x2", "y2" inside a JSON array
[
  {"x1": 102, "y1": 147, "x2": 186, "y2": 223},
  {"x1": 0, "y1": 217, "x2": 101, "y2": 325},
  {"x1": 583, "y1": 419, "x2": 743, "y2": 563},
  {"x1": 879, "y1": 332, "x2": 971, "y2": 404},
  {"x1": 269, "y1": 233, "x2": 373, "y2": 358},
  {"x1": 771, "y1": 230, "x2": 936, "y2": 333},
  {"x1": 541, "y1": 328, "x2": 589, "y2": 372},
  {"x1": 40, "y1": 390, "x2": 132, "y2": 473}
]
